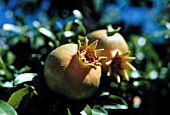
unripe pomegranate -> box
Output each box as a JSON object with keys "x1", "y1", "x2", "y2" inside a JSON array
[
  {"x1": 87, "y1": 26, "x2": 136, "y2": 83},
  {"x1": 44, "y1": 37, "x2": 106, "y2": 100}
]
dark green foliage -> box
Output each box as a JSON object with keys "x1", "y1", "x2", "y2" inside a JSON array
[{"x1": 0, "y1": 0, "x2": 170, "y2": 115}]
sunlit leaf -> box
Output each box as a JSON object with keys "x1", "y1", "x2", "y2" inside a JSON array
[
  {"x1": 48, "y1": 41, "x2": 55, "y2": 48},
  {"x1": 103, "y1": 104, "x2": 127, "y2": 109},
  {"x1": 92, "y1": 105, "x2": 108, "y2": 115},
  {"x1": 80, "y1": 104, "x2": 92, "y2": 115},
  {"x1": 63, "y1": 31, "x2": 76, "y2": 38},
  {"x1": 6, "y1": 36, "x2": 20, "y2": 46},
  {"x1": 18, "y1": 65, "x2": 31, "y2": 73},
  {"x1": 67, "y1": 108, "x2": 71, "y2": 115},
  {"x1": 3, "y1": 23, "x2": 22, "y2": 33},
  {"x1": 31, "y1": 54, "x2": 42, "y2": 60},
  {"x1": 65, "y1": 21, "x2": 74, "y2": 31},
  {"x1": 104, "y1": 95, "x2": 128, "y2": 109},
  {"x1": 0, "y1": 69, "x2": 5, "y2": 76},
  {"x1": 0, "y1": 81, "x2": 13, "y2": 88},
  {"x1": 0, "y1": 44, "x2": 9, "y2": 56},
  {"x1": 94, "y1": 93, "x2": 128, "y2": 110},
  {"x1": 7, "y1": 86, "x2": 36, "y2": 110},
  {"x1": 0, "y1": 56, "x2": 13, "y2": 79},
  {"x1": 74, "y1": 20, "x2": 86, "y2": 35},
  {"x1": 65, "y1": 20, "x2": 86, "y2": 35},
  {"x1": 78, "y1": 35, "x2": 85, "y2": 42},
  {"x1": 7, "y1": 51, "x2": 16, "y2": 65},
  {"x1": 34, "y1": 37, "x2": 45, "y2": 49},
  {"x1": 106, "y1": 25, "x2": 121, "y2": 36},
  {"x1": 39, "y1": 27, "x2": 56, "y2": 41},
  {"x1": 14, "y1": 73, "x2": 37, "y2": 86},
  {"x1": 19, "y1": 36, "x2": 28, "y2": 43},
  {"x1": 0, "y1": 99, "x2": 17, "y2": 115},
  {"x1": 73, "y1": 10, "x2": 83, "y2": 19},
  {"x1": 8, "y1": 65, "x2": 19, "y2": 74},
  {"x1": 49, "y1": 16, "x2": 59, "y2": 27}
]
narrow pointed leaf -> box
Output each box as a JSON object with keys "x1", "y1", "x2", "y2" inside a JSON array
[
  {"x1": 92, "y1": 105, "x2": 108, "y2": 115},
  {"x1": 104, "y1": 95, "x2": 128, "y2": 109},
  {"x1": 65, "y1": 21, "x2": 73, "y2": 31},
  {"x1": 80, "y1": 104, "x2": 92, "y2": 115},
  {"x1": 0, "y1": 99, "x2": 17, "y2": 115},
  {"x1": 7, "y1": 86, "x2": 36, "y2": 109},
  {"x1": 14, "y1": 73, "x2": 37, "y2": 86},
  {"x1": 39, "y1": 27, "x2": 56, "y2": 41},
  {"x1": 3, "y1": 23, "x2": 22, "y2": 33},
  {"x1": 67, "y1": 108, "x2": 71, "y2": 115},
  {"x1": 95, "y1": 93, "x2": 128, "y2": 110},
  {"x1": 0, "y1": 56, "x2": 13, "y2": 79}
]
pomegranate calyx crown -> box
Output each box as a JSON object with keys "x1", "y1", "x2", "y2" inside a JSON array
[
  {"x1": 106, "y1": 50, "x2": 136, "y2": 83},
  {"x1": 77, "y1": 36, "x2": 107, "y2": 69}
]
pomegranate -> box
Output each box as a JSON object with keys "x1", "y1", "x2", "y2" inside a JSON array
[
  {"x1": 87, "y1": 26, "x2": 136, "y2": 83},
  {"x1": 44, "y1": 37, "x2": 106, "y2": 100}
]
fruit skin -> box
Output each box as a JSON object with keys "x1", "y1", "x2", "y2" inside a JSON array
[
  {"x1": 87, "y1": 29, "x2": 129, "y2": 72},
  {"x1": 87, "y1": 28, "x2": 136, "y2": 83},
  {"x1": 44, "y1": 43, "x2": 102, "y2": 100}
]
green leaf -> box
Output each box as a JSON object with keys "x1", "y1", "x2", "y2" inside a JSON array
[
  {"x1": 0, "y1": 56, "x2": 13, "y2": 79},
  {"x1": 8, "y1": 65, "x2": 19, "y2": 74},
  {"x1": 73, "y1": 10, "x2": 83, "y2": 19},
  {"x1": 65, "y1": 21, "x2": 74, "y2": 31},
  {"x1": 95, "y1": 93, "x2": 128, "y2": 110},
  {"x1": 3, "y1": 23, "x2": 22, "y2": 33},
  {"x1": 0, "y1": 81, "x2": 13, "y2": 88},
  {"x1": 63, "y1": 31, "x2": 76, "y2": 38},
  {"x1": 7, "y1": 51, "x2": 16, "y2": 65},
  {"x1": 39, "y1": 27, "x2": 56, "y2": 41},
  {"x1": 67, "y1": 108, "x2": 71, "y2": 115},
  {"x1": 78, "y1": 35, "x2": 85, "y2": 41},
  {"x1": 80, "y1": 104, "x2": 92, "y2": 115},
  {"x1": 65, "y1": 20, "x2": 86, "y2": 35},
  {"x1": 6, "y1": 36, "x2": 20, "y2": 46},
  {"x1": 0, "y1": 99, "x2": 17, "y2": 115},
  {"x1": 92, "y1": 105, "x2": 108, "y2": 115},
  {"x1": 34, "y1": 36, "x2": 45, "y2": 49},
  {"x1": 106, "y1": 95, "x2": 128, "y2": 109},
  {"x1": 7, "y1": 86, "x2": 36, "y2": 110},
  {"x1": 18, "y1": 66, "x2": 31, "y2": 73},
  {"x1": 106, "y1": 24, "x2": 121, "y2": 36},
  {"x1": 0, "y1": 44, "x2": 9, "y2": 56},
  {"x1": 74, "y1": 20, "x2": 87, "y2": 34},
  {"x1": 13, "y1": 73, "x2": 37, "y2": 86}
]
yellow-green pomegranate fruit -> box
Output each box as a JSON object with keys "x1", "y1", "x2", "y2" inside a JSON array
[
  {"x1": 44, "y1": 37, "x2": 106, "y2": 100},
  {"x1": 88, "y1": 29, "x2": 129, "y2": 63},
  {"x1": 87, "y1": 28, "x2": 136, "y2": 83}
]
